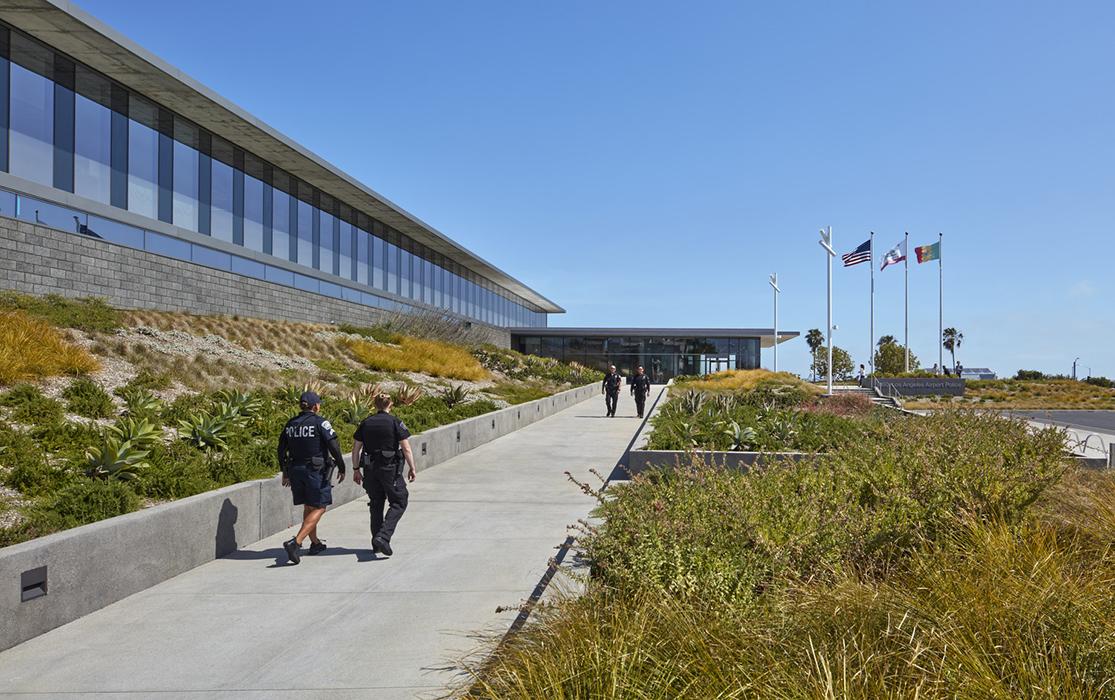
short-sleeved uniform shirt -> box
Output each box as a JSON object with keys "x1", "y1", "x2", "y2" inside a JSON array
[
  {"x1": 354, "y1": 411, "x2": 411, "y2": 469},
  {"x1": 278, "y1": 411, "x2": 341, "y2": 507}
]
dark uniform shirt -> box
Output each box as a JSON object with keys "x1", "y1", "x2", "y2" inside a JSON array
[
  {"x1": 277, "y1": 411, "x2": 345, "y2": 477},
  {"x1": 353, "y1": 411, "x2": 411, "y2": 465},
  {"x1": 631, "y1": 374, "x2": 651, "y2": 397},
  {"x1": 603, "y1": 372, "x2": 622, "y2": 394}
]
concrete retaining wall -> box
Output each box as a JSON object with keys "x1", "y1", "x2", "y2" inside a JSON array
[
  {"x1": 627, "y1": 449, "x2": 814, "y2": 475},
  {"x1": 0, "y1": 215, "x2": 510, "y2": 348},
  {"x1": 0, "y1": 382, "x2": 597, "y2": 651}
]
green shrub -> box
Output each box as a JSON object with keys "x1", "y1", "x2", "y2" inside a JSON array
[
  {"x1": 394, "y1": 396, "x2": 500, "y2": 434},
  {"x1": 0, "y1": 292, "x2": 120, "y2": 333},
  {"x1": 0, "y1": 424, "x2": 68, "y2": 494},
  {"x1": 1015, "y1": 369, "x2": 1045, "y2": 380},
  {"x1": 487, "y1": 381, "x2": 552, "y2": 405},
  {"x1": 162, "y1": 393, "x2": 203, "y2": 424},
  {"x1": 31, "y1": 478, "x2": 140, "y2": 530},
  {"x1": 337, "y1": 323, "x2": 401, "y2": 344},
  {"x1": 472, "y1": 345, "x2": 597, "y2": 386},
  {"x1": 0, "y1": 384, "x2": 66, "y2": 425},
  {"x1": 647, "y1": 390, "x2": 870, "y2": 452},
  {"x1": 594, "y1": 411, "x2": 1067, "y2": 606},
  {"x1": 140, "y1": 441, "x2": 216, "y2": 500},
  {"x1": 62, "y1": 378, "x2": 114, "y2": 419}
]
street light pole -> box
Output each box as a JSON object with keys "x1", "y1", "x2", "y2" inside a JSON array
[
  {"x1": 819, "y1": 227, "x2": 835, "y2": 395},
  {"x1": 769, "y1": 273, "x2": 780, "y2": 373},
  {"x1": 1074, "y1": 357, "x2": 1080, "y2": 380}
]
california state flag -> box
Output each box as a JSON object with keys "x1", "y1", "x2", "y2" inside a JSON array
[{"x1": 880, "y1": 239, "x2": 907, "y2": 270}]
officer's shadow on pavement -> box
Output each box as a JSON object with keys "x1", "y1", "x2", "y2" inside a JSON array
[{"x1": 220, "y1": 546, "x2": 382, "y2": 567}]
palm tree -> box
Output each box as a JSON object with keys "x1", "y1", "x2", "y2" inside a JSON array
[
  {"x1": 805, "y1": 329, "x2": 823, "y2": 380},
  {"x1": 942, "y1": 328, "x2": 963, "y2": 373},
  {"x1": 877, "y1": 334, "x2": 896, "y2": 348}
]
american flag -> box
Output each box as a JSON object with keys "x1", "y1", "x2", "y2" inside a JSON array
[{"x1": 841, "y1": 239, "x2": 871, "y2": 267}]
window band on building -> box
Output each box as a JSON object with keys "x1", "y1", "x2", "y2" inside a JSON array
[{"x1": 0, "y1": 19, "x2": 551, "y2": 328}]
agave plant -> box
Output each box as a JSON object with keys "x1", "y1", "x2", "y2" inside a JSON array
[
  {"x1": 118, "y1": 386, "x2": 163, "y2": 418},
  {"x1": 340, "y1": 394, "x2": 373, "y2": 424},
  {"x1": 108, "y1": 417, "x2": 162, "y2": 449},
  {"x1": 85, "y1": 436, "x2": 151, "y2": 481},
  {"x1": 392, "y1": 383, "x2": 425, "y2": 406},
  {"x1": 722, "y1": 420, "x2": 757, "y2": 451},
  {"x1": 214, "y1": 389, "x2": 264, "y2": 418},
  {"x1": 278, "y1": 381, "x2": 327, "y2": 405},
  {"x1": 712, "y1": 394, "x2": 739, "y2": 414},
  {"x1": 678, "y1": 390, "x2": 706, "y2": 416},
  {"x1": 439, "y1": 384, "x2": 470, "y2": 409},
  {"x1": 178, "y1": 413, "x2": 230, "y2": 451},
  {"x1": 357, "y1": 382, "x2": 386, "y2": 401}
]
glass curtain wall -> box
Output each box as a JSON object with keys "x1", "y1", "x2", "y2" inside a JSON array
[
  {"x1": 0, "y1": 21, "x2": 546, "y2": 328},
  {"x1": 511, "y1": 336, "x2": 762, "y2": 380}
]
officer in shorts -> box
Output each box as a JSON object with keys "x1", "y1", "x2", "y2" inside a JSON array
[
  {"x1": 277, "y1": 391, "x2": 346, "y2": 565},
  {"x1": 351, "y1": 393, "x2": 417, "y2": 557}
]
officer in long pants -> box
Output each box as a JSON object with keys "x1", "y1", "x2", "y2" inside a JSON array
[
  {"x1": 277, "y1": 391, "x2": 346, "y2": 565},
  {"x1": 630, "y1": 365, "x2": 651, "y2": 418},
  {"x1": 351, "y1": 393, "x2": 417, "y2": 556},
  {"x1": 602, "y1": 364, "x2": 622, "y2": 417}
]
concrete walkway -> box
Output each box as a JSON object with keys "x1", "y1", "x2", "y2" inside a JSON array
[{"x1": 0, "y1": 389, "x2": 659, "y2": 699}]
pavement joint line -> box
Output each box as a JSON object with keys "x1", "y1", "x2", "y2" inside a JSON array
[
  {"x1": 147, "y1": 589, "x2": 535, "y2": 596},
  {"x1": 500, "y1": 384, "x2": 668, "y2": 640},
  {"x1": 0, "y1": 390, "x2": 642, "y2": 695}
]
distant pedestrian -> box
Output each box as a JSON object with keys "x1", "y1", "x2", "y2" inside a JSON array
[
  {"x1": 352, "y1": 393, "x2": 417, "y2": 557},
  {"x1": 955, "y1": 362, "x2": 963, "y2": 378},
  {"x1": 631, "y1": 365, "x2": 652, "y2": 418},
  {"x1": 277, "y1": 391, "x2": 346, "y2": 565},
  {"x1": 857, "y1": 364, "x2": 866, "y2": 383},
  {"x1": 602, "y1": 365, "x2": 622, "y2": 417}
]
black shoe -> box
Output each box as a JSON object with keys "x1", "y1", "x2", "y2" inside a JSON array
[
  {"x1": 308, "y1": 540, "x2": 327, "y2": 555},
  {"x1": 283, "y1": 537, "x2": 301, "y2": 565},
  {"x1": 372, "y1": 538, "x2": 393, "y2": 556}
]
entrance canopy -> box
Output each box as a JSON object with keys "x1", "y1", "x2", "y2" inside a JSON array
[{"x1": 510, "y1": 327, "x2": 799, "y2": 381}]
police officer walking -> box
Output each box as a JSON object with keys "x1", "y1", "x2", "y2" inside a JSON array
[
  {"x1": 351, "y1": 393, "x2": 417, "y2": 556},
  {"x1": 277, "y1": 391, "x2": 346, "y2": 565},
  {"x1": 630, "y1": 365, "x2": 651, "y2": 418},
  {"x1": 602, "y1": 364, "x2": 622, "y2": 417}
]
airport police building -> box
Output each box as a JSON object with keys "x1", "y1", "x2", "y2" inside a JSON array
[{"x1": 0, "y1": 1, "x2": 794, "y2": 377}]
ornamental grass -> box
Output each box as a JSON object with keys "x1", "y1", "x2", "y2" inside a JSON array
[
  {"x1": 0, "y1": 311, "x2": 99, "y2": 384},
  {"x1": 676, "y1": 368, "x2": 822, "y2": 396},
  {"x1": 345, "y1": 336, "x2": 488, "y2": 382},
  {"x1": 466, "y1": 411, "x2": 1098, "y2": 698}
]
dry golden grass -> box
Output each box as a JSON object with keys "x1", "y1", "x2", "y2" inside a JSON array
[
  {"x1": 0, "y1": 311, "x2": 99, "y2": 384},
  {"x1": 677, "y1": 368, "x2": 822, "y2": 396},
  {"x1": 346, "y1": 337, "x2": 488, "y2": 381},
  {"x1": 119, "y1": 310, "x2": 350, "y2": 365},
  {"x1": 907, "y1": 379, "x2": 1115, "y2": 410}
]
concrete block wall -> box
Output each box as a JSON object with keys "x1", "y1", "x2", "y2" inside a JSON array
[
  {"x1": 0, "y1": 216, "x2": 511, "y2": 347},
  {"x1": 0, "y1": 381, "x2": 597, "y2": 651}
]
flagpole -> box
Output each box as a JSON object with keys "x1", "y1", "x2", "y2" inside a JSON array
[
  {"x1": 904, "y1": 231, "x2": 909, "y2": 372},
  {"x1": 869, "y1": 231, "x2": 875, "y2": 375},
  {"x1": 769, "y1": 273, "x2": 780, "y2": 373},
  {"x1": 938, "y1": 232, "x2": 943, "y2": 375},
  {"x1": 819, "y1": 227, "x2": 835, "y2": 395}
]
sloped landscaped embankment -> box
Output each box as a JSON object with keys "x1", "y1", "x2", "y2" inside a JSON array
[{"x1": 0, "y1": 292, "x2": 597, "y2": 548}]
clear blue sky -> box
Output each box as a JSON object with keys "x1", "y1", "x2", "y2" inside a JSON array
[{"x1": 78, "y1": 1, "x2": 1115, "y2": 378}]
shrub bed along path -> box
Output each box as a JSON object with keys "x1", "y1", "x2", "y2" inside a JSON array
[{"x1": 0, "y1": 388, "x2": 659, "y2": 697}]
